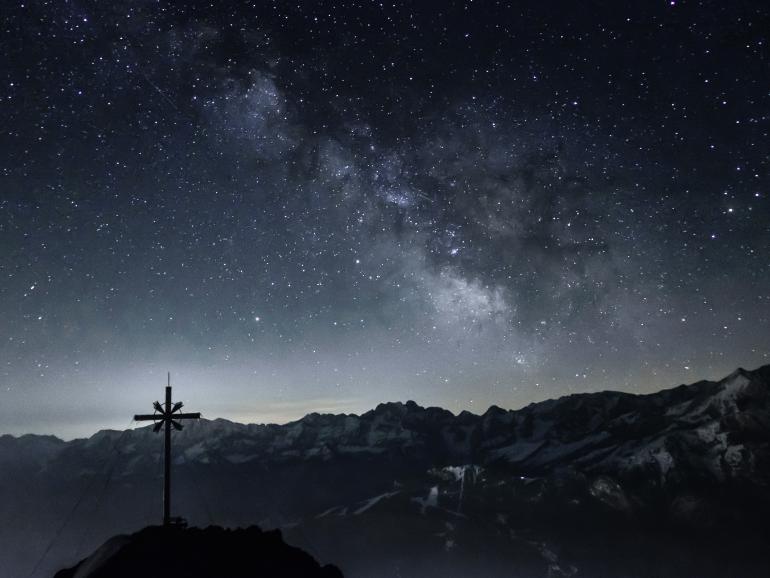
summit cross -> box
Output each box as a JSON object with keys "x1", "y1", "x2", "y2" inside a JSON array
[{"x1": 133, "y1": 372, "x2": 201, "y2": 526}]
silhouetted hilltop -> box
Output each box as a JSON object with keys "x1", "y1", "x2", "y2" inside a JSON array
[{"x1": 54, "y1": 525, "x2": 343, "y2": 578}]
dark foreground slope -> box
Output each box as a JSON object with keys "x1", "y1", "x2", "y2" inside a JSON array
[
  {"x1": 54, "y1": 525, "x2": 343, "y2": 578},
  {"x1": 3, "y1": 365, "x2": 770, "y2": 577}
]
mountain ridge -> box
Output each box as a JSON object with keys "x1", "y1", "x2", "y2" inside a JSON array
[
  {"x1": 4, "y1": 363, "x2": 767, "y2": 444},
  {"x1": 4, "y1": 363, "x2": 770, "y2": 578}
]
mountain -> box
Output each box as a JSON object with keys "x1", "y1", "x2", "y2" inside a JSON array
[
  {"x1": 54, "y1": 525, "x2": 342, "y2": 578},
  {"x1": 3, "y1": 365, "x2": 770, "y2": 577}
]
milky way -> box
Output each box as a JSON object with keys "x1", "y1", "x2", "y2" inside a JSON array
[{"x1": 1, "y1": 1, "x2": 768, "y2": 437}]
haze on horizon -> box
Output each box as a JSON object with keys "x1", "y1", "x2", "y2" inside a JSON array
[{"x1": 7, "y1": 363, "x2": 767, "y2": 441}]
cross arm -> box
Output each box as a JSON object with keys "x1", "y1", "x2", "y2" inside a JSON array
[
  {"x1": 134, "y1": 414, "x2": 160, "y2": 421},
  {"x1": 175, "y1": 412, "x2": 201, "y2": 420}
]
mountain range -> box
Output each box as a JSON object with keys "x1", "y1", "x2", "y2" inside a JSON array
[{"x1": 2, "y1": 365, "x2": 769, "y2": 577}]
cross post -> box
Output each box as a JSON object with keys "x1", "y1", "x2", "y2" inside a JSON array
[{"x1": 134, "y1": 372, "x2": 201, "y2": 526}]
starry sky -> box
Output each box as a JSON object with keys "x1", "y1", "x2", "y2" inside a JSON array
[{"x1": 1, "y1": 0, "x2": 768, "y2": 439}]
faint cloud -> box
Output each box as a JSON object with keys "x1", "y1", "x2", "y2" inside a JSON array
[{"x1": 226, "y1": 398, "x2": 363, "y2": 425}]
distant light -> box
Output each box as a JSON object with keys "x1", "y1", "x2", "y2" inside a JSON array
[{"x1": 254, "y1": 316, "x2": 261, "y2": 322}]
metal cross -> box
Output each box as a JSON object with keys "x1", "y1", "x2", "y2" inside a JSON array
[{"x1": 134, "y1": 372, "x2": 201, "y2": 526}]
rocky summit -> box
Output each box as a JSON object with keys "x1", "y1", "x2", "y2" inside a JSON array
[{"x1": 54, "y1": 525, "x2": 343, "y2": 578}]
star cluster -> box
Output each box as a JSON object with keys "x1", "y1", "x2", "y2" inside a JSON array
[{"x1": 1, "y1": 1, "x2": 768, "y2": 438}]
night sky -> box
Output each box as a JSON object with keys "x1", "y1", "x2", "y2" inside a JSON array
[{"x1": 1, "y1": 1, "x2": 768, "y2": 439}]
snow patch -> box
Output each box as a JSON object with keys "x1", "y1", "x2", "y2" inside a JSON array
[
  {"x1": 316, "y1": 505, "x2": 348, "y2": 518},
  {"x1": 183, "y1": 442, "x2": 207, "y2": 461},
  {"x1": 353, "y1": 491, "x2": 399, "y2": 515},
  {"x1": 442, "y1": 464, "x2": 483, "y2": 483},
  {"x1": 717, "y1": 372, "x2": 751, "y2": 406},
  {"x1": 412, "y1": 485, "x2": 439, "y2": 514},
  {"x1": 652, "y1": 447, "x2": 674, "y2": 480},
  {"x1": 440, "y1": 465, "x2": 483, "y2": 511},
  {"x1": 696, "y1": 422, "x2": 720, "y2": 444}
]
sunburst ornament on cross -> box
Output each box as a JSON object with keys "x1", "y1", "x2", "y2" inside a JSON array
[{"x1": 134, "y1": 373, "x2": 201, "y2": 526}]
